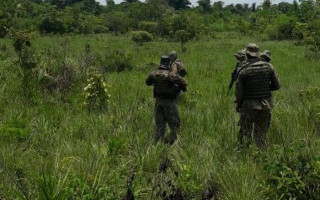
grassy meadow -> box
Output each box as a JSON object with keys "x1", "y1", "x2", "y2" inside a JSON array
[{"x1": 0, "y1": 33, "x2": 320, "y2": 199}]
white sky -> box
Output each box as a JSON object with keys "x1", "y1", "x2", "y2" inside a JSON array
[{"x1": 98, "y1": 0, "x2": 294, "y2": 6}]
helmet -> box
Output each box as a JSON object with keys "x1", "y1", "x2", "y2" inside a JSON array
[{"x1": 168, "y1": 51, "x2": 178, "y2": 60}]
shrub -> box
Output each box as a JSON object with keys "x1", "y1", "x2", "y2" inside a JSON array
[
  {"x1": 38, "y1": 38, "x2": 78, "y2": 94},
  {"x1": 266, "y1": 15, "x2": 296, "y2": 40},
  {"x1": 131, "y1": 31, "x2": 153, "y2": 45},
  {"x1": 175, "y1": 30, "x2": 190, "y2": 52},
  {"x1": 97, "y1": 50, "x2": 133, "y2": 72},
  {"x1": 11, "y1": 30, "x2": 38, "y2": 100},
  {"x1": 260, "y1": 145, "x2": 320, "y2": 200},
  {"x1": 138, "y1": 21, "x2": 158, "y2": 35},
  {"x1": 84, "y1": 70, "x2": 111, "y2": 112}
]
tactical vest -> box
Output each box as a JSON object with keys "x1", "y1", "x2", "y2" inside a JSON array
[
  {"x1": 152, "y1": 70, "x2": 179, "y2": 99},
  {"x1": 243, "y1": 61, "x2": 272, "y2": 100}
]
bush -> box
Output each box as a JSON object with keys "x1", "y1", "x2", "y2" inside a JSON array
[
  {"x1": 138, "y1": 21, "x2": 158, "y2": 35},
  {"x1": 260, "y1": 145, "x2": 320, "y2": 200},
  {"x1": 84, "y1": 70, "x2": 111, "y2": 112},
  {"x1": 97, "y1": 50, "x2": 133, "y2": 72},
  {"x1": 266, "y1": 15, "x2": 296, "y2": 40},
  {"x1": 175, "y1": 30, "x2": 190, "y2": 52},
  {"x1": 131, "y1": 31, "x2": 153, "y2": 45}
]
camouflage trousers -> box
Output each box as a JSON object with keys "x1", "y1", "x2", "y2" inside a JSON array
[
  {"x1": 154, "y1": 98, "x2": 180, "y2": 144},
  {"x1": 239, "y1": 108, "x2": 271, "y2": 149}
]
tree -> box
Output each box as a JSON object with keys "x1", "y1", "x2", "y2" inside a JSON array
[
  {"x1": 278, "y1": 2, "x2": 292, "y2": 14},
  {"x1": 106, "y1": 0, "x2": 115, "y2": 7},
  {"x1": 82, "y1": 0, "x2": 103, "y2": 15},
  {"x1": 251, "y1": 3, "x2": 256, "y2": 12},
  {"x1": 175, "y1": 30, "x2": 189, "y2": 52},
  {"x1": 168, "y1": 0, "x2": 191, "y2": 10},
  {"x1": 197, "y1": 0, "x2": 212, "y2": 13},
  {"x1": 262, "y1": 0, "x2": 271, "y2": 10},
  {"x1": 213, "y1": 1, "x2": 224, "y2": 18},
  {"x1": 106, "y1": 12, "x2": 129, "y2": 35},
  {"x1": 125, "y1": 0, "x2": 139, "y2": 3}
]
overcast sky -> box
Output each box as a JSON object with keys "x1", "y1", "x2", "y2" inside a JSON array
[{"x1": 97, "y1": 0, "x2": 294, "y2": 6}]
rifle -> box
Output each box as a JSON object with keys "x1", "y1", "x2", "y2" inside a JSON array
[{"x1": 228, "y1": 63, "x2": 239, "y2": 93}]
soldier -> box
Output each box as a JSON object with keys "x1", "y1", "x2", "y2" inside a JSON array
[
  {"x1": 168, "y1": 51, "x2": 187, "y2": 77},
  {"x1": 260, "y1": 50, "x2": 272, "y2": 62},
  {"x1": 235, "y1": 44, "x2": 281, "y2": 149},
  {"x1": 229, "y1": 50, "x2": 246, "y2": 92},
  {"x1": 146, "y1": 56, "x2": 187, "y2": 145}
]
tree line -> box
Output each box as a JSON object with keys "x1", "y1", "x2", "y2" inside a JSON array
[{"x1": 1, "y1": 0, "x2": 320, "y2": 49}]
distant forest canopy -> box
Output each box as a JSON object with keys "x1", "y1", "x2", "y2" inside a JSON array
[{"x1": 0, "y1": 0, "x2": 319, "y2": 44}]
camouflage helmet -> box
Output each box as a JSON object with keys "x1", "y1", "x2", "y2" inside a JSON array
[
  {"x1": 168, "y1": 51, "x2": 178, "y2": 60},
  {"x1": 245, "y1": 43, "x2": 260, "y2": 57},
  {"x1": 234, "y1": 50, "x2": 246, "y2": 59},
  {"x1": 261, "y1": 50, "x2": 272, "y2": 61}
]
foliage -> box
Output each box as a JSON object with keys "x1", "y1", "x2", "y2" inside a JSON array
[
  {"x1": 1, "y1": 31, "x2": 320, "y2": 200},
  {"x1": 84, "y1": 70, "x2": 110, "y2": 112},
  {"x1": 266, "y1": 15, "x2": 296, "y2": 40},
  {"x1": 131, "y1": 31, "x2": 153, "y2": 45},
  {"x1": 260, "y1": 145, "x2": 320, "y2": 200},
  {"x1": 97, "y1": 49, "x2": 133, "y2": 72},
  {"x1": 138, "y1": 21, "x2": 158, "y2": 35},
  {"x1": 175, "y1": 30, "x2": 190, "y2": 52},
  {"x1": 11, "y1": 30, "x2": 38, "y2": 100},
  {"x1": 299, "y1": 87, "x2": 320, "y2": 132},
  {"x1": 0, "y1": 119, "x2": 30, "y2": 141}
]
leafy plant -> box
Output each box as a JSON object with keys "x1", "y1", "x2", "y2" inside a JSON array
[
  {"x1": 84, "y1": 70, "x2": 111, "y2": 112},
  {"x1": 175, "y1": 30, "x2": 189, "y2": 53},
  {"x1": 131, "y1": 31, "x2": 153, "y2": 45},
  {"x1": 97, "y1": 49, "x2": 133, "y2": 72},
  {"x1": 260, "y1": 145, "x2": 320, "y2": 200}
]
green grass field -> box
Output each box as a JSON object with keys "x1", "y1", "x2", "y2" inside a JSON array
[{"x1": 0, "y1": 34, "x2": 320, "y2": 199}]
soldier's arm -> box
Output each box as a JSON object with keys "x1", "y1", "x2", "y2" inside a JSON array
[
  {"x1": 270, "y1": 66, "x2": 281, "y2": 91},
  {"x1": 235, "y1": 71, "x2": 245, "y2": 108},
  {"x1": 178, "y1": 62, "x2": 187, "y2": 77},
  {"x1": 145, "y1": 73, "x2": 153, "y2": 86},
  {"x1": 171, "y1": 62, "x2": 178, "y2": 74},
  {"x1": 178, "y1": 77, "x2": 187, "y2": 92},
  {"x1": 169, "y1": 72, "x2": 187, "y2": 92}
]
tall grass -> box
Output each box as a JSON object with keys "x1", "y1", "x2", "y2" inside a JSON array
[{"x1": 0, "y1": 34, "x2": 319, "y2": 199}]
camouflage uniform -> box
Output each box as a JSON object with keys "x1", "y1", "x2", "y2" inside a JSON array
[
  {"x1": 168, "y1": 51, "x2": 187, "y2": 77},
  {"x1": 146, "y1": 60, "x2": 187, "y2": 145},
  {"x1": 235, "y1": 44, "x2": 280, "y2": 149}
]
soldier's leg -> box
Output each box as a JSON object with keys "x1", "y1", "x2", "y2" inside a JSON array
[
  {"x1": 253, "y1": 110, "x2": 271, "y2": 149},
  {"x1": 239, "y1": 109, "x2": 254, "y2": 147},
  {"x1": 164, "y1": 99, "x2": 180, "y2": 145},
  {"x1": 154, "y1": 99, "x2": 166, "y2": 143}
]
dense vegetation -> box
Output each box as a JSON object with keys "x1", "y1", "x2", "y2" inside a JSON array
[
  {"x1": 0, "y1": 32, "x2": 320, "y2": 199},
  {"x1": 1, "y1": 0, "x2": 320, "y2": 199},
  {"x1": 1, "y1": 0, "x2": 320, "y2": 47}
]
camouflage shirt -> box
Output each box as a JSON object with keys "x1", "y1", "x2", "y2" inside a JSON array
[{"x1": 170, "y1": 59, "x2": 187, "y2": 77}]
